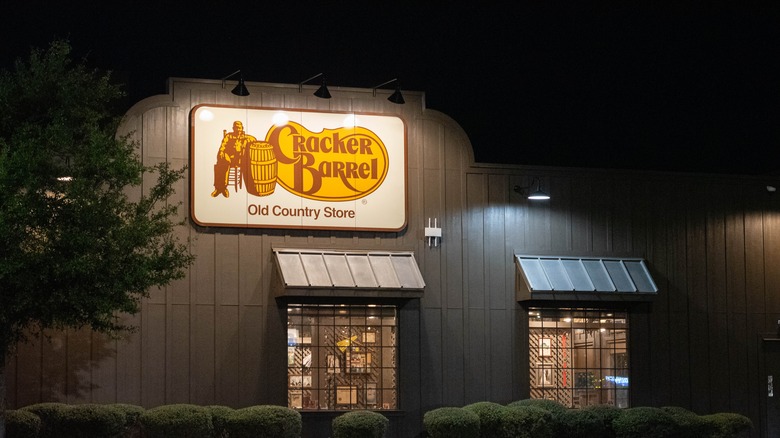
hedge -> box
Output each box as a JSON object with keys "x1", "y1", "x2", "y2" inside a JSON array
[
  {"x1": 55, "y1": 404, "x2": 126, "y2": 438},
  {"x1": 19, "y1": 403, "x2": 68, "y2": 438},
  {"x1": 4, "y1": 400, "x2": 758, "y2": 438},
  {"x1": 423, "y1": 407, "x2": 480, "y2": 438},
  {"x1": 506, "y1": 399, "x2": 566, "y2": 436},
  {"x1": 501, "y1": 405, "x2": 555, "y2": 438},
  {"x1": 5, "y1": 409, "x2": 42, "y2": 438},
  {"x1": 109, "y1": 403, "x2": 146, "y2": 438},
  {"x1": 11, "y1": 403, "x2": 299, "y2": 438},
  {"x1": 581, "y1": 403, "x2": 621, "y2": 437},
  {"x1": 612, "y1": 406, "x2": 677, "y2": 438},
  {"x1": 702, "y1": 412, "x2": 753, "y2": 438},
  {"x1": 660, "y1": 406, "x2": 715, "y2": 438},
  {"x1": 332, "y1": 410, "x2": 389, "y2": 438},
  {"x1": 204, "y1": 405, "x2": 234, "y2": 438},
  {"x1": 139, "y1": 404, "x2": 214, "y2": 438},
  {"x1": 15, "y1": 403, "x2": 137, "y2": 438},
  {"x1": 506, "y1": 398, "x2": 568, "y2": 415},
  {"x1": 462, "y1": 401, "x2": 505, "y2": 438},
  {"x1": 558, "y1": 408, "x2": 613, "y2": 438},
  {"x1": 223, "y1": 405, "x2": 301, "y2": 438}
]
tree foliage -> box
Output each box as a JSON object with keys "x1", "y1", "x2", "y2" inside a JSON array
[{"x1": 0, "y1": 39, "x2": 194, "y2": 350}]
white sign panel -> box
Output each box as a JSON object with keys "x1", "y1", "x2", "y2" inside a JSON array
[{"x1": 190, "y1": 105, "x2": 407, "y2": 231}]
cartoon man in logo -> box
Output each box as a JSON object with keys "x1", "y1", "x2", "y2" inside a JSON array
[{"x1": 211, "y1": 120, "x2": 256, "y2": 198}]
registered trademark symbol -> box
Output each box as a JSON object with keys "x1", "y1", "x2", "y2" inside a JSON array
[{"x1": 362, "y1": 199, "x2": 367, "y2": 205}]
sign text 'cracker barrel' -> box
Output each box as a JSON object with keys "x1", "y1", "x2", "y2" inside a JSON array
[{"x1": 265, "y1": 122, "x2": 389, "y2": 201}]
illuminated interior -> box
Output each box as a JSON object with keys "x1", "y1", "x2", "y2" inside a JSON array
[
  {"x1": 287, "y1": 304, "x2": 397, "y2": 410},
  {"x1": 528, "y1": 308, "x2": 629, "y2": 408}
]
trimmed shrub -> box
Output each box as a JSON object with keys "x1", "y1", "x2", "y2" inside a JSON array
[
  {"x1": 506, "y1": 399, "x2": 566, "y2": 436},
  {"x1": 224, "y1": 405, "x2": 301, "y2": 438},
  {"x1": 612, "y1": 406, "x2": 677, "y2": 438},
  {"x1": 507, "y1": 398, "x2": 568, "y2": 415},
  {"x1": 206, "y1": 405, "x2": 234, "y2": 438},
  {"x1": 423, "y1": 407, "x2": 480, "y2": 438},
  {"x1": 5, "y1": 409, "x2": 41, "y2": 438},
  {"x1": 55, "y1": 404, "x2": 126, "y2": 438},
  {"x1": 20, "y1": 403, "x2": 68, "y2": 438},
  {"x1": 111, "y1": 404, "x2": 145, "y2": 438},
  {"x1": 661, "y1": 406, "x2": 715, "y2": 438},
  {"x1": 463, "y1": 402, "x2": 505, "y2": 438},
  {"x1": 501, "y1": 405, "x2": 555, "y2": 438},
  {"x1": 558, "y1": 408, "x2": 611, "y2": 438},
  {"x1": 582, "y1": 403, "x2": 621, "y2": 437},
  {"x1": 702, "y1": 412, "x2": 753, "y2": 438},
  {"x1": 139, "y1": 404, "x2": 214, "y2": 438},
  {"x1": 332, "y1": 410, "x2": 389, "y2": 438}
]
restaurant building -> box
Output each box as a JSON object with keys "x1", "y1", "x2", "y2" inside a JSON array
[{"x1": 5, "y1": 77, "x2": 780, "y2": 437}]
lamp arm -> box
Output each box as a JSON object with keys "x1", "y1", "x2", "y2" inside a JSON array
[
  {"x1": 372, "y1": 78, "x2": 399, "y2": 96},
  {"x1": 299, "y1": 73, "x2": 324, "y2": 92},
  {"x1": 220, "y1": 69, "x2": 241, "y2": 81}
]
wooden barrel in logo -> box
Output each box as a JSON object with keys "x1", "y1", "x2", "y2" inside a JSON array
[{"x1": 244, "y1": 141, "x2": 277, "y2": 196}]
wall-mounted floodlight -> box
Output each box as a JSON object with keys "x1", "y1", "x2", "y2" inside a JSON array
[
  {"x1": 514, "y1": 177, "x2": 551, "y2": 200},
  {"x1": 372, "y1": 78, "x2": 405, "y2": 104},
  {"x1": 221, "y1": 69, "x2": 249, "y2": 96},
  {"x1": 299, "y1": 73, "x2": 331, "y2": 99}
]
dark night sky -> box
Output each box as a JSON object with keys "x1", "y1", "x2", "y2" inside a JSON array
[{"x1": 3, "y1": 4, "x2": 780, "y2": 175}]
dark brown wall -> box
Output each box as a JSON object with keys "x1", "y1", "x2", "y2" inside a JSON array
[{"x1": 4, "y1": 78, "x2": 779, "y2": 437}]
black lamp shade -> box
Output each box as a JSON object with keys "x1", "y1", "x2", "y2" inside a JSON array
[
  {"x1": 388, "y1": 85, "x2": 405, "y2": 104},
  {"x1": 231, "y1": 77, "x2": 250, "y2": 96},
  {"x1": 314, "y1": 80, "x2": 331, "y2": 99}
]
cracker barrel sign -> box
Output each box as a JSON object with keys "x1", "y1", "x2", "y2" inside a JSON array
[{"x1": 190, "y1": 105, "x2": 407, "y2": 230}]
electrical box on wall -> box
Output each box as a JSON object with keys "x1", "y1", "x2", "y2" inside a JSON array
[{"x1": 425, "y1": 218, "x2": 442, "y2": 247}]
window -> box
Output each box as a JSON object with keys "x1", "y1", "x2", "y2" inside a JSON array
[
  {"x1": 287, "y1": 304, "x2": 398, "y2": 410},
  {"x1": 529, "y1": 308, "x2": 629, "y2": 408}
]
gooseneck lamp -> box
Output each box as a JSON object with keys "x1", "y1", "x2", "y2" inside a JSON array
[
  {"x1": 372, "y1": 78, "x2": 405, "y2": 104},
  {"x1": 221, "y1": 69, "x2": 249, "y2": 96},
  {"x1": 299, "y1": 73, "x2": 331, "y2": 99}
]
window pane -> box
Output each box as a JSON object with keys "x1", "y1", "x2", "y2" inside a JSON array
[
  {"x1": 529, "y1": 307, "x2": 629, "y2": 408},
  {"x1": 287, "y1": 304, "x2": 398, "y2": 411}
]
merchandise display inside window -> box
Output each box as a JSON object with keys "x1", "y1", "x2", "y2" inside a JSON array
[
  {"x1": 287, "y1": 304, "x2": 397, "y2": 410},
  {"x1": 528, "y1": 308, "x2": 629, "y2": 408}
]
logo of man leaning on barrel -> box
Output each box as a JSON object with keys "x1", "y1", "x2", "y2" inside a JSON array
[
  {"x1": 210, "y1": 119, "x2": 388, "y2": 201},
  {"x1": 211, "y1": 121, "x2": 257, "y2": 198}
]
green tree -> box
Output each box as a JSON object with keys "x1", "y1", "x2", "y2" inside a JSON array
[{"x1": 0, "y1": 40, "x2": 194, "y2": 438}]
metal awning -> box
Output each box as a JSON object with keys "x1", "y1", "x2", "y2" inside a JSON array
[
  {"x1": 515, "y1": 254, "x2": 658, "y2": 302},
  {"x1": 272, "y1": 248, "x2": 425, "y2": 299}
]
